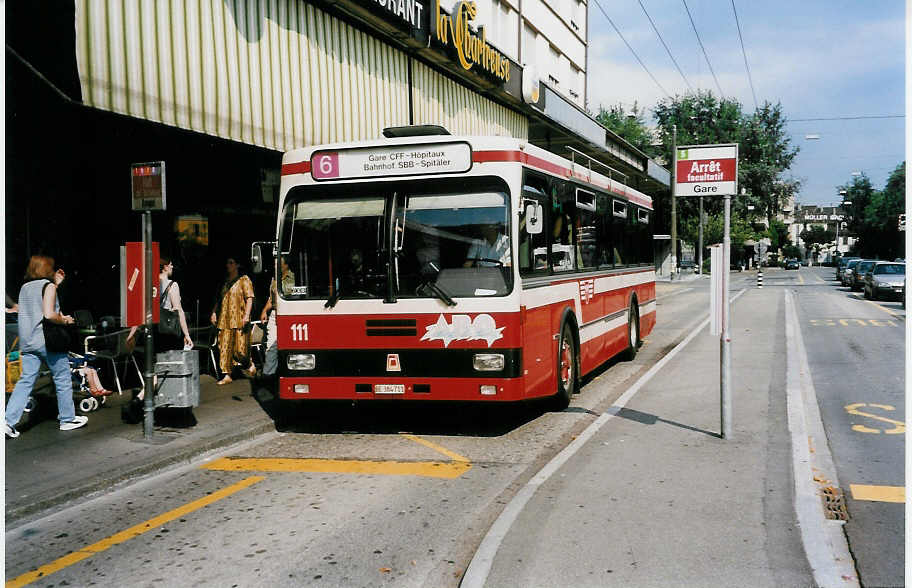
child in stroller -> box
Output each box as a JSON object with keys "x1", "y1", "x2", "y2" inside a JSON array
[{"x1": 68, "y1": 352, "x2": 113, "y2": 414}]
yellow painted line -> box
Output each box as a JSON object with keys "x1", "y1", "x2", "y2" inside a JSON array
[
  {"x1": 400, "y1": 433, "x2": 471, "y2": 463},
  {"x1": 6, "y1": 476, "x2": 265, "y2": 588},
  {"x1": 849, "y1": 484, "x2": 905, "y2": 503},
  {"x1": 863, "y1": 297, "x2": 903, "y2": 318},
  {"x1": 201, "y1": 457, "x2": 470, "y2": 479},
  {"x1": 797, "y1": 272, "x2": 805, "y2": 285},
  {"x1": 844, "y1": 403, "x2": 905, "y2": 434}
]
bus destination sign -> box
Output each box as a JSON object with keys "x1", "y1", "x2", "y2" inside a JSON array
[
  {"x1": 674, "y1": 144, "x2": 738, "y2": 197},
  {"x1": 311, "y1": 143, "x2": 472, "y2": 181}
]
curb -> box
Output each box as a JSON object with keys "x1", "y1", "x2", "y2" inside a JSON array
[{"x1": 5, "y1": 418, "x2": 276, "y2": 526}]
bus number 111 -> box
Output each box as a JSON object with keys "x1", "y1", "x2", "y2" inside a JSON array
[{"x1": 291, "y1": 323, "x2": 309, "y2": 341}]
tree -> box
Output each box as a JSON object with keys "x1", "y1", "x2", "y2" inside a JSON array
[
  {"x1": 767, "y1": 219, "x2": 791, "y2": 252},
  {"x1": 595, "y1": 102, "x2": 658, "y2": 158},
  {"x1": 799, "y1": 226, "x2": 836, "y2": 251},
  {"x1": 857, "y1": 162, "x2": 905, "y2": 258},
  {"x1": 680, "y1": 211, "x2": 758, "y2": 263},
  {"x1": 739, "y1": 102, "x2": 801, "y2": 226},
  {"x1": 839, "y1": 173, "x2": 876, "y2": 255},
  {"x1": 651, "y1": 91, "x2": 744, "y2": 234}
]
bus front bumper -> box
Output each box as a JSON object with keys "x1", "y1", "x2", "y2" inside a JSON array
[{"x1": 278, "y1": 377, "x2": 526, "y2": 402}]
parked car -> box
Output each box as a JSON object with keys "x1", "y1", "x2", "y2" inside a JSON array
[
  {"x1": 785, "y1": 259, "x2": 800, "y2": 270},
  {"x1": 836, "y1": 256, "x2": 860, "y2": 282},
  {"x1": 850, "y1": 260, "x2": 877, "y2": 291},
  {"x1": 842, "y1": 259, "x2": 861, "y2": 287},
  {"x1": 863, "y1": 262, "x2": 905, "y2": 301}
]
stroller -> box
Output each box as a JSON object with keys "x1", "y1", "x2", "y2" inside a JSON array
[{"x1": 68, "y1": 351, "x2": 113, "y2": 414}]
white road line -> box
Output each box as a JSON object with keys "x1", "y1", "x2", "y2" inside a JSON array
[
  {"x1": 656, "y1": 286, "x2": 694, "y2": 301},
  {"x1": 461, "y1": 289, "x2": 747, "y2": 588},
  {"x1": 784, "y1": 290, "x2": 860, "y2": 587}
]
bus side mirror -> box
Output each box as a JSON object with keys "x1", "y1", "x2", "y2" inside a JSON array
[
  {"x1": 525, "y1": 203, "x2": 543, "y2": 235},
  {"x1": 250, "y1": 241, "x2": 276, "y2": 274}
]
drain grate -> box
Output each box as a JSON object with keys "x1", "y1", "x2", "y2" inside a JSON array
[{"x1": 821, "y1": 486, "x2": 849, "y2": 521}]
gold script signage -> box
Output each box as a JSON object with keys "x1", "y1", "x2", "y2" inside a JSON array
[{"x1": 432, "y1": 0, "x2": 510, "y2": 82}]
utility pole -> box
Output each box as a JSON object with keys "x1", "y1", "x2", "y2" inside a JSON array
[
  {"x1": 670, "y1": 124, "x2": 677, "y2": 279},
  {"x1": 698, "y1": 196, "x2": 704, "y2": 275}
]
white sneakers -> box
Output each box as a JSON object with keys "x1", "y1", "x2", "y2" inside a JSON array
[
  {"x1": 59, "y1": 416, "x2": 88, "y2": 431},
  {"x1": 5, "y1": 423, "x2": 19, "y2": 438}
]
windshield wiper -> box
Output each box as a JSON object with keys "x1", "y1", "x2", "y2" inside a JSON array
[
  {"x1": 324, "y1": 288, "x2": 343, "y2": 309},
  {"x1": 420, "y1": 280, "x2": 457, "y2": 307}
]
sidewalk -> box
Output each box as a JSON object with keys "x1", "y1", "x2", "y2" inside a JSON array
[
  {"x1": 470, "y1": 287, "x2": 831, "y2": 587},
  {"x1": 4, "y1": 374, "x2": 276, "y2": 526}
]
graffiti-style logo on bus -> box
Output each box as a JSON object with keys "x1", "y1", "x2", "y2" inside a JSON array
[{"x1": 421, "y1": 314, "x2": 504, "y2": 347}]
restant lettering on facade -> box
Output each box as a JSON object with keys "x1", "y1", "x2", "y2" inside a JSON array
[{"x1": 433, "y1": 0, "x2": 510, "y2": 82}]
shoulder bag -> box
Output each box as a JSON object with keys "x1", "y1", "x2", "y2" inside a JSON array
[
  {"x1": 41, "y1": 282, "x2": 73, "y2": 352},
  {"x1": 158, "y1": 281, "x2": 182, "y2": 337}
]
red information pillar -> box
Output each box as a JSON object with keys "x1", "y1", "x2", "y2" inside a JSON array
[{"x1": 121, "y1": 242, "x2": 160, "y2": 327}]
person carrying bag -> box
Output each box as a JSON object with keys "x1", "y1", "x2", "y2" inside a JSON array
[
  {"x1": 158, "y1": 257, "x2": 192, "y2": 351},
  {"x1": 5, "y1": 255, "x2": 88, "y2": 437}
]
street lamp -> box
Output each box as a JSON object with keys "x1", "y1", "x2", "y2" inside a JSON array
[{"x1": 834, "y1": 198, "x2": 852, "y2": 257}]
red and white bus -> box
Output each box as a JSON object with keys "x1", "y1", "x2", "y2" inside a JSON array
[{"x1": 258, "y1": 128, "x2": 655, "y2": 410}]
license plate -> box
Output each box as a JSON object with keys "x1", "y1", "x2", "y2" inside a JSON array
[{"x1": 374, "y1": 384, "x2": 405, "y2": 395}]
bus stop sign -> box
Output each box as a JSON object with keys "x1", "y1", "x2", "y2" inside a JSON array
[
  {"x1": 131, "y1": 161, "x2": 166, "y2": 210},
  {"x1": 674, "y1": 144, "x2": 738, "y2": 197}
]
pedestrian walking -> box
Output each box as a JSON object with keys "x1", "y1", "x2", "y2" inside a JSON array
[
  {"x1": 259, "y1": 257, "x2": 295, "y2": 378},
  {"x1": 5, "y1": 255, "x2": 88, "y2": 437},
  {"x1": 159, "y1": 256, "x2": 193, "y2": 351},
  {"x1": 210, "y1": 257, "x2": 255, "y2": 385}
]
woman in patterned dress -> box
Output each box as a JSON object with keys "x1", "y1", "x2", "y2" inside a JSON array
[{"x1": 210, "y1": 257, "x2": 255, "y2": 385}]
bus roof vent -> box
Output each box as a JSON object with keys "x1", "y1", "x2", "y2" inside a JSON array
[{"x1": 382, "y1": 125, "x2": 451, "y2": 138}]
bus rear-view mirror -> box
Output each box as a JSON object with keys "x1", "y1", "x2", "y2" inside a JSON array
[{"x1": 525, "y1": 203, "x2": 543, "y2": 235}]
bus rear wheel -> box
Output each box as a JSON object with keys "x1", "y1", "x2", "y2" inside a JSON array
[
  {"x1": 551, "y1": 323, "x2": 577, "y2": 410},
  {"x1": 622, "y1": 303, "x2": 639, "y2": 361}
]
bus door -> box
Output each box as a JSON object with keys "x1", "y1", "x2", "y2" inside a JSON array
[{"x1": 518, "y1": 172, "x2": 555, "y2": 397}]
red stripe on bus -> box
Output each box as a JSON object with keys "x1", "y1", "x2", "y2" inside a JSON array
[
  {"x1": 473, "y1": 150, "x2": 652, "y2": 209},
  {"x1": 281, "y1": 161, "x2": 311, "y2": 175}
]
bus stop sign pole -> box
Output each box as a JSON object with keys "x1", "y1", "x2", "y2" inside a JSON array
[{"x1": 675, "y1": 144, "x2": 737, "y2": 440}]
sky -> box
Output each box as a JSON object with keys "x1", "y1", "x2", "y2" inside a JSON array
[{"x1": 585, "y1": 0, "x2": 905, "y2": 207}]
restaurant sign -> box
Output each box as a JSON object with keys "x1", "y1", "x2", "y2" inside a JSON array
[
  {"x1": 311, "y1": 142, "x2": 472, "y2": 181},
  {"x1": 430, "y1": 0, "x2": 511, "y2": 83}
]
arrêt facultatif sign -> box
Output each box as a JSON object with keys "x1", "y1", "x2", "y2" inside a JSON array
[{"x1": 674, "y1": 144, "x2": 738, "y2": 197}]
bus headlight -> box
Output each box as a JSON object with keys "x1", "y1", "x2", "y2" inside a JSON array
[
  {"x1": 473, "y1": 353, "x2": 505, "y2": 371},
  {"x1": 287, "y1": 353, "x2": 316, "y2": 370}
]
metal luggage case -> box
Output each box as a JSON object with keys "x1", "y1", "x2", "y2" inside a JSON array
[{"x1": 154, "y1": 350, "x2": 199, "y2": 408}]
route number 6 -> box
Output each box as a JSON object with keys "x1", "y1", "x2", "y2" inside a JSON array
[
  {"x1": 313, "y1": 153, "x2": 339, "y2": 179},
  {"x1": 291, "y1": 323, "x2": 309, "y2": 341}
]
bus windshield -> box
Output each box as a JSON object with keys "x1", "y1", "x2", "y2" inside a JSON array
[{"x1": 278, "y1": 178, "x2": 513, "y2": 301}]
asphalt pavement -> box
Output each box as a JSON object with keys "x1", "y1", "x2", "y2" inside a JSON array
[{"x1": 5, "y1": 270, "x2": 868, "y2": 587}]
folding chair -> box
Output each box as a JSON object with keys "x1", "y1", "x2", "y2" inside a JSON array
[
  {"x1": 190, "y1": 326, "x2": 220, "y2": 377},
  {"x1": 84, "y1": 328, "x2": 144, "y2": 395}
]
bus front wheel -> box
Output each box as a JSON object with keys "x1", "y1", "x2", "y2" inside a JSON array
[{"x1": 551, "y1": 323, "x2": 577, "y2": 410}]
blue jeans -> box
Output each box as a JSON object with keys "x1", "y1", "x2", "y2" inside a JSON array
[
  {"x1": 6, "y1": 348, "x2": 76, "y2": 426},
  {"x1": 263, "y1": 311, "x2": 278, "y2": 376}
]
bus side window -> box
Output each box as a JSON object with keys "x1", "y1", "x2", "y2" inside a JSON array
[{"x1": 551, "y1": 180, "x2": 575, "y2": 273}]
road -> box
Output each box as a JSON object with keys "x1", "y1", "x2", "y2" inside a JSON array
[
  {"x1": 5, "y1": 278, "x2": 728, "y2": 587},
  {"x1": 5, "y1": 267, "x2": 903, "y2": 587},
  {"x1": 781, "y1": 265, "x2": 905, "y2": 588}
]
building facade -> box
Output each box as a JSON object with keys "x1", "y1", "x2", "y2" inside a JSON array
[
  {"x1": 791, "y1": 204, "x2": 855, "y2": 263},
  {"x1": 6, "y1": 0, "x2": 667, "y2": 319}
]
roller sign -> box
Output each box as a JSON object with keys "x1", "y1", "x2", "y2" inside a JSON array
[{"x1": 674, "y1": 144, "x2": 738, "y2": 197}]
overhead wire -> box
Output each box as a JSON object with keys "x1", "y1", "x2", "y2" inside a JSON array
[
  {"x1": 730, "y1": 0, "x2": 757, "y2": 110},
  {"x1": 637, "y1": 0, "x2": 692, "y2": 91},
  {"x1": 591, "y1": 0, "x2": 672, "y2": 99},
  {"x1": 680, "y1": 0, "x2": 724, "y2": 97},
  {"x1": 789, "y1": 115, "x2": 905, "y2": 122}
]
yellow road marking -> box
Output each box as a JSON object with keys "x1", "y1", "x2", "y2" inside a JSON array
[
  {"x1": 400, "y1": 433, "x2": 471, "y2": 463},
  {"x1": 844, "y1": 403, "x2": 905, "y2": 434},
  {"x1": 861, "y1": 297, "x2": 903, "y2": 318},
  {"x1": 201, "y1": 457, "x2": 471, "y2": 478},
  {"x1": 797, "y1": 272, "x2": 805, "y2": 285},
  {"x1": 849, "y1": 484, "x2": 905, "y2": 503},
  {"x1": 6, "y1": 476, "x2": 264, "y2": 588}
]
